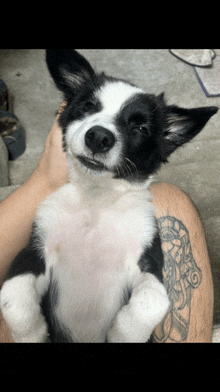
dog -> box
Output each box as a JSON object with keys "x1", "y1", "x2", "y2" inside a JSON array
[{"x1": 0, "y1": 50, "x2": 218, "y2": 342}]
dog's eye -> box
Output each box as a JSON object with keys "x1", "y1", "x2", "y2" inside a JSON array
[
  {"x1": 84, "y1": 101, "x2": 96, "y2": 111},
  {"x1": 132, "y1": 126, "x2": 150, "y2": 136}
]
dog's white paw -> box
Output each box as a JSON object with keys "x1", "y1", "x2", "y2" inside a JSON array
[
  {"x1": 107, "y1": 273, "x2": 170, "y2": 343},
  {"x1": 0, "y1": 275, "x2": 48, "y2": 343},
  {"x1": 107, "y1": 305, "x2": 148, "y2": 342}
]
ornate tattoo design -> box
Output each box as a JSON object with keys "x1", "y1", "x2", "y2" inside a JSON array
[{"x1": 152, "y1": 216, "x2": 202, "y2": 342}]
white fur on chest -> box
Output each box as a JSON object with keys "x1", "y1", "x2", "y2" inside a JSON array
[{"x1": 35, "y1": 180, "x2": 156, "y2": 341}]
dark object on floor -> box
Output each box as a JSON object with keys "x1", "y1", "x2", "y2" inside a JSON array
[
  {"x1": 0, "y1": 111, "x2": 25, "y2": 160},
  {"x1": 0, "y1": 79, "x2": 9, "y2": 111}
]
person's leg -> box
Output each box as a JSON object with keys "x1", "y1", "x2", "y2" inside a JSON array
[{"x1": 151, "y1": 182, "x2": 214, "y2": 343}]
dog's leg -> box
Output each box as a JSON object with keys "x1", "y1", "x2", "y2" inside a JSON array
[
  {"x1": 107, "y1": 272, "x2": 170, "y2": 343},
  {"x1": 0, "y1": 273, "x2": 49, "y2": 342},
  {"x1": 0, "y1": 232, "x2": 50, "y2": 343}
]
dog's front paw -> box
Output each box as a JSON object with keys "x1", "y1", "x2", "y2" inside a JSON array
[
  {"x1": 0, "y1": 275, "x2": 48, "y2": 343},
  {"x1": 107, "y1": 313, "x2": 128, "y2": 343},
  {"x1": 107, "y1": 318, "x2": 128, "y2": 343},
  {"x1": 107, "y1": 305, "x2": 149, "y2": 343},
  {"x1": 107, "y1": 274, "x2": 170, "y2": 343}
]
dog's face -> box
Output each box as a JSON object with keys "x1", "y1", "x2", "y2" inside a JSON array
[{"x1": 46, "y1": 50, "x2": 218, "y2": 182}]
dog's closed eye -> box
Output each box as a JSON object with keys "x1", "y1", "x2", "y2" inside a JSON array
[
  {"x1": 84, "y1": 101, "x2": 96, "y2": 111},
  {"x1": 131, "y1": 125, "x2": 151, "y2": 137}
]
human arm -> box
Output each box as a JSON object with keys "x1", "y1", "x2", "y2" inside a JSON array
[
  {"x1": 151, "y1": 182, "x2": 214, "y2": 343},
  {"x1": 0, "y1": 103, "x2": 68, "y2": 342},
  {"x1": 0, "y1": 102, "x2": 68, "y2": 285}
]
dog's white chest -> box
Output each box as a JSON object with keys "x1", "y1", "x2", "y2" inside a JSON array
[{"x1": 36, "y1": 183, "x2": 155, "y2": 341}]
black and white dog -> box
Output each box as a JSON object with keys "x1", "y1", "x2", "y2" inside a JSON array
[{"x1": 0, "y1": 50, "x2": 218, "y2": 342}]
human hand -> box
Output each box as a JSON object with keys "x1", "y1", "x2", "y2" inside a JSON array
[{"x1": 33, "y1": 101, "x2": 68, "y2": 192}]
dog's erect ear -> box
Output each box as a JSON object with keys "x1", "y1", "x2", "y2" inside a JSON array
[
  {"x1": 163, "y1": 105, "x2": 218, "y2": 156},
  {"x1": 46, "y1": 49, "x2": 96, "y2": 97}
]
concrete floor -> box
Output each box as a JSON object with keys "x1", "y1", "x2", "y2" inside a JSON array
[{"x1": 0, "y1": 49, "x2": 220, "y2": 325}]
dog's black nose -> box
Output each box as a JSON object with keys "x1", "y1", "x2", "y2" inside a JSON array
[{"x1": 85, "y1": 126, "x2": 115, "y2": 154}]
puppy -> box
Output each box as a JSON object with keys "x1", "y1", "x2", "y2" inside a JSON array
[{"x1": 0, "y1": 50, "x2": 217, "y2": 342}]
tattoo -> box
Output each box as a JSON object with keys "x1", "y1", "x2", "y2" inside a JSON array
[{"x1": 152, "y1": 215, "x2": 202, "y2": 342}]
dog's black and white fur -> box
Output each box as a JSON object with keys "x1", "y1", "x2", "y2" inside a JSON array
[{"x1": 0, "y1": 50, "x2": 218, "y2": 342}]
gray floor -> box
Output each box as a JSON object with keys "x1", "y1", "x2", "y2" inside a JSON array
[{"x1": 0, "y1": 49, "x2": 220, "y2": 324}]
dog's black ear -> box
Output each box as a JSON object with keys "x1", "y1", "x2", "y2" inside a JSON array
[
  {"x1": 163, "y1": 105, "x2": 218, "y2": 156},
  {"x1": 46, "y1": 49, "x2": 96, "y2": 97}
]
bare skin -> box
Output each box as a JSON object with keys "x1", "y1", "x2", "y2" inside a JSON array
[
  {"x1": 151, "y1": 183, "x2": 213, "y2": 342},
  {"x1": 0, "y1": 104, "x2": 214, "y2": 342},
  {"x1": 0, "y1": 103, "x2": 67, "y2": 285}
]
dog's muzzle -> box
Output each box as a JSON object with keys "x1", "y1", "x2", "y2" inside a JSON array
[{"x1": 77, "y1": 126, "x2": 116, "y2": 172}]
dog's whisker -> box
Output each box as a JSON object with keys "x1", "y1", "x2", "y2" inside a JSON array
[
  {"x1": 124, "y1": 158, "x2": 138, "y2": 175},
  {"x1": 115, "y1": 165, "x2": 121, "y2": 178},
  {"x1": 117, "y1": 161, "x2": 127, "y2": 178},
  {"x1": 121, "y1": 161, "x2": 129, "y2": 178},
  {"x1": 115, "y1": 160, "x2": 132, "y2": 179},
  {"x1": 118, "y1": 161, "x2": 125, "y2": 177},
  {"x1": 123, "y1": 160, "x2": 133, "y2": 177}
]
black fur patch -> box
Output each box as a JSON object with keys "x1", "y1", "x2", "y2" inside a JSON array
[
  {"x1": 7, "y1": 228, "x2": 45, "y2": 279},
  {"x1": 41, "y1": 272, "x2": 73, "y2": 343},
  {"x1": 138, "y1": 228, "x2": 164, "y2": 283},
  {"x1": 114, "y1": 93, "x2": 167, "y2": 181},
  {"x1": 58, "y1": 96, "x2": 103, "y2": 151}
]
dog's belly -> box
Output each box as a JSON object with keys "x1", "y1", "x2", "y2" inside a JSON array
[
  {"x1": 37, "y1": 184, "x2": 155, "y2": 342},
  {"x1": 46, "y1": 208, "x2": 143, "y2": 341}
]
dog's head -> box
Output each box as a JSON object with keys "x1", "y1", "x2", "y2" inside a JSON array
[{"x1": 46, "y1": 49, "x2": 218, "y2": 182}]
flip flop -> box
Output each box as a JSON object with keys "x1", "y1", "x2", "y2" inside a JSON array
[{"x1": 169, "y1": 49, "x2": 216, "y2": 67}]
